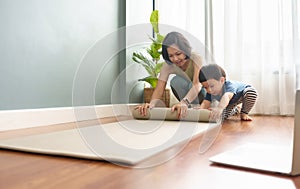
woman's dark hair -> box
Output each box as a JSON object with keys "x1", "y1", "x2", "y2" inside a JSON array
[
  {"x1": 162, "y1": 32, "x2": 192, "y2": 65},
  {"x1": 199, "y1": 64, "x2": 226, "y2": 83}
]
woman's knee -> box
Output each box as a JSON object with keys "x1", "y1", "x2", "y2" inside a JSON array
[{"x1": 170, "y1": 76, "x2": 191, "y2": 91}]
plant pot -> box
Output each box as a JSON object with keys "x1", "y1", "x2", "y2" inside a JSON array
[{"x1": 143, "y1": 88, "x2": 170, "y2": 107}]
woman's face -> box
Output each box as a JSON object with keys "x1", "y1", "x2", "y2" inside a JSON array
[{"x1": 167, "y1": 44, "x2": 187, "y2": 67}]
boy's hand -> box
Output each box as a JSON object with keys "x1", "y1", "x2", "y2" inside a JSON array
[{"x1": 209, "y1": 107, "x2": 223, "y2": 121}]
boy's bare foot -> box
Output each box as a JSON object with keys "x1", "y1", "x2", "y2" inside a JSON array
[{"x1": 240, "y1": 113, "x2": 253, "y2": 121}]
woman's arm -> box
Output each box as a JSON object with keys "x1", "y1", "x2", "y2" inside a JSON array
[
  {"x1": 149, "y1": 79, "x2": 167, "y2": 107},
  {"x1": 171, "y1": 56, "x2": 203, "y2": 118},
  {"x1": 150, "y1": 63, "x2": 171, "y2": 106},
  {"x1": 135, "y1": 64, "x2": 170, "y2": 116},
  {"x1": 180, "y1": 55, "x2": 203, "y2": 103}
]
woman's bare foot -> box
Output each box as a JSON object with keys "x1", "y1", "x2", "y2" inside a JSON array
[{"x1": 240, "y1": 113, "x2": 253, "y2": 121}]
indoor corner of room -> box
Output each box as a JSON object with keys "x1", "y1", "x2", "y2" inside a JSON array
[{"x1": 0, "y1": 0, "x2": 300, "y2": 189}]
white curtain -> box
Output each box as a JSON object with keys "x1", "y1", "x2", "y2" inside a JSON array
[
  {"x1": 155, "y1": 0, "x2": 206, "y2": 46},
  {"x1": 156, "y1": 0, "x2": 300, "y2": 115},
  {"x1": 211, "y1": 0, "x2": 300, "y2": 115}
]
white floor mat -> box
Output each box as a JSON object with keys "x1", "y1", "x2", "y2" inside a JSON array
[{"x1": 0, "y1": 120, "x2": 217, "y2": 165}]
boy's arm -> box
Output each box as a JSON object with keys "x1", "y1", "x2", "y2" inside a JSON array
[
  {"x1": 199, "y1": 99, "x2": 211, "y2": 109},
  {"x1": 218, "y1": 92, "x2": 234, "y2": 109},
  {"x1": 209, "y1": 92, "x2": 234, "y2": 121}
]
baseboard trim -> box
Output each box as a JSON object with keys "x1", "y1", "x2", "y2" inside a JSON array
[{"x1": 0, "y1": 104, "x2": 137, "y2": 131}]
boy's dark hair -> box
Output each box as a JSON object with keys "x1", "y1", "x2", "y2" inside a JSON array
[
  {"x1": 162, "y1": 31, "x2": 191, "y2": 65},
  {"x1": 199, "y1": 64, "x2": 226, "y2": 83}
]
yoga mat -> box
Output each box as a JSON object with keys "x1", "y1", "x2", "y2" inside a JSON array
[
  {"x1": 132, "y1": 108, "x2": 211, "y2": 122},
  {"x1": 0, "y1": 119, "x2": 217, "y2": 166}
]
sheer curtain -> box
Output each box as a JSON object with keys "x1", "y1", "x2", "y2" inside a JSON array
[
  {"x1": 211, "y1": 0, "x2": 300, "y2": 115},
  {"x1": 156, "y1": 0, "x2": 300, "y2": 115},
  {"x1": 155, "y1": 0, "x2": 206, "y2": 47}
]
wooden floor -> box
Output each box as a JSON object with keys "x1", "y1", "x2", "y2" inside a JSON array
[{"x1": 0, "y1": 115, "x2": 299, "y2": 189}]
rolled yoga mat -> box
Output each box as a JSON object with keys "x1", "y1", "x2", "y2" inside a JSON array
[{"x1": 132, "y1": 108, "x2": 211, "y2": 122}]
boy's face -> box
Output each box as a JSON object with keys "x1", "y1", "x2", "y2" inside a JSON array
[{"x1": 201, "y1": 77, "x2": 225, "y2": 96}]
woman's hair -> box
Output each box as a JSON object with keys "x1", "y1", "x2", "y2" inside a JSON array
[
  {"x1": 199, "y1": 64, "x2": 226, "y2": 82},
  {"x1": 162, "y1": 32, "x2": 192, "y2": 65}
]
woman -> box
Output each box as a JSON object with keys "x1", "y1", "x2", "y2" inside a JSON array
[{"x1": 135, "y1": 31, "x2": 206, "y2": 118}]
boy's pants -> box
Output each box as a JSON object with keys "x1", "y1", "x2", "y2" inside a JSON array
[{"x1": 222, "y1": 86, "x2": 258, "y2": 119}]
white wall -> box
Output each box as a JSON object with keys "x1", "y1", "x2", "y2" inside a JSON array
[{"x1": 125, "y1": 0, "x2": 154, "y2": 103}]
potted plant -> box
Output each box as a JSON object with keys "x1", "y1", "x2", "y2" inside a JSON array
[
  {"x1": 132, "y1": 10, "x2": 164, "y2": 88},
  {"x1": 132, "y1": 10, "x2": 170, "y2": 107}
]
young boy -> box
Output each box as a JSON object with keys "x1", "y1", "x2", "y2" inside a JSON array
[{"x1": 198, "y1": 64, "x2": 258, "y2": 121}]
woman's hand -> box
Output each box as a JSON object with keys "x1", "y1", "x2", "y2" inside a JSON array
[
  {"x1": 171, "y1": 102, "x2": 189, "y2": 119},
  {"x1": 134, "y1": 103, "x2": 154, "y2": 116}
]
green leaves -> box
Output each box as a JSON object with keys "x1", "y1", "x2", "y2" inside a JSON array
[
  {"x1": 150, "y1": 10, "x2": 159, "y2": 34},
  {"x1": 138, "y1": 76, "x2": 158, "y2": 88},
  {"x1": 132, "y1": 10, "x2": 165, "y2": 88},
  {"x1": 132, "y1": 51, "x2": 163, "y2": 78}
]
